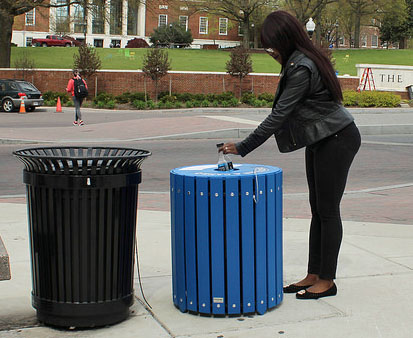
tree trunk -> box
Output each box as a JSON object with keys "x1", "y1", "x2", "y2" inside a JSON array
[
  {"x1": 354, "y1": 15, "x2": 361, "y2": 48},
  {"x1": 242, "y1": 20, "x2": 250, "y2": 49},
  {"x1": 239, "y1": 76, "x2": 242, "y2": 98},
  {"x1": 0, "y1": 10, "x2": 14, "y2": 68}
]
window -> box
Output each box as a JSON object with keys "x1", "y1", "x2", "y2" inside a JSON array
[
  {"x1": 26, "y1": 37, "x2": 33, "y2": 47},
  {"x1": 361, "y1": 34, "x2": 367, "y2": 47},
  {"x1": 25, "y1": 9, "x2": 35, "y2": 26},
  {"x1": 339, "y1": 36, "x2": 345, "y2": 46},
  {"x1": 110, "y1": 0, "x2": 123, "y2": 35},
  {"x1": 55, "y1": 0, "x2": 69, "y2": 32},
  {"x1": 199, "y1": 17, "x2": 208, "y2": 34},
  {"x1": 73, "y1": 4, "x2": 85, "y2": 33},
  {"x1": 159, "y1": 5, "x2": 168, "y2": 9},
  {"x1": 92, "y1": 0, "x2": 105, "y2": 34},
  {"x1": 371, "y1": 35, "x2": 378, "y2": 48},
  {"x1": 159, "y1": 14, "x2": 167, "y2": 27},
  {"x1": 219, "y1": 18, "x2": 228, "y2": 35},
  {"x1": 111, "y1": 39, "x2": 121, "y2": 47},
  {"x1": 180, "y1": 6, "x2": 188, "y2": 11},
  {"x1": 94, "y1": 39, "x2": 103, "y2": 47},
  {"x1": 179, "y1": 16, "x2": 188, "y2": 31},
  {"x1": 127, "y1": 2, "x2": 138, "y2": 35}
]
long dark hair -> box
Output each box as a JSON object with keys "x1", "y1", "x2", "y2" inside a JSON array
[{"x1": 261, "y1": 11, "x2": 342, "y2": 102}]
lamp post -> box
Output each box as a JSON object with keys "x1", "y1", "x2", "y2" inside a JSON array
[
  {"x1": 335, "y1": 21, "x2": 339, "y2": 49},
  {"x1": 306, "y1": 18, "x2": 316, "y2": 40},
  {"x1": 251, "y1": 23, "x2": 255, "y2": 49}
]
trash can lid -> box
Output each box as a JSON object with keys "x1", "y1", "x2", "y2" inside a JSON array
[
  {"x1": 13, "y1": 146, "x2": 151, "y2": 175},
  {"x1": 171, "y1": 164, "x2": 282, "y2": 177}
]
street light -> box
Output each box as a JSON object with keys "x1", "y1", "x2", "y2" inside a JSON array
[{"x1": 306, "y1": 18, "x2": 316, "y2": 39}]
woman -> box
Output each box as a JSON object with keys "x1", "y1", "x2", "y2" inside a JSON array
[
  {"x1": 220, "y1": 11, "x2": 361, "y2": 300},
  {"x1": 66, "y1": 70, "x2": 88, "y2": 126}
]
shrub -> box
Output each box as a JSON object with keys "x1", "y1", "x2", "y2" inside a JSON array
[
  {"x1": 252, "y1": 99, "x2": 266, "y2": 107},
  {"x1": 229, "y1": 97, "x2": 240, "y2": 106},
  {"x1": 42, "y1": 91, "x2": 70, "y2": 104},
  {"x1": 241, "y1": 92, "x2": 256, "y2": 105},
  {"x1": 201, "y1": 99, "x2": 210, "y2": 107},
  {"x1": 129, "y1": 92, "x2": 146, "y2": 102},
  {"x1": 146, "y1": 100, "x2": 155, "y2": 109},
  {"x1": 94, "y1": 92, "x2": 115, "y2": 105},
  {"x1": 174, "y1": 102, "x2": 183, "y2": 109},
  {"x1": 164, "y1": 101, "x2": 174, "y2": 109},
  {"x1": 343, "y1": 90, "x2": 401, "y2": 107},
  {"x1": 106, "y1": 100, "x2": 116, "y2": 109},
  {"x1": 217, "y1": 92, "x2": 235, "y2": 102},
  {"x1": 221, "y1": 100, "x2": 232, "y2": 107},
  {"x1": 185, "y1": 101, "x2": 194, "y2": 108},
  {"x1": 66, "y1": 100, "x2": 74, "y2": 107},
  {"x1": 161, "y1": 95, "x2": 178, "y2": 103},
  {"x1": 125, "y1": 38, "x2": 149, "y2": 48},
  {"x1": 133, "y1": 100, "x2": 146, "y2": 109},
  {"x1": 115, "y1": 92, "x2": 132, "y2": 104},
  {"x1": 212, "y1": 100, "x2": 219, "y2": 107},
  {"x1": 343, "y1": 90, "x2": 359, "y2": 106},
  {"x1": 176, "y1": 93, "x2": 194, "y2": 102},
  {"x1": 257, "y1": 93, "x2": 274, "y2": 102}
]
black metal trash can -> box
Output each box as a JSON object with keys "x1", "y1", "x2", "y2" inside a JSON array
[{"x1": 13, "y1": 146, "x2": 151, "y2": 328}]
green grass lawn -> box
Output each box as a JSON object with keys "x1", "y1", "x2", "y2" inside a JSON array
[{"x1": 10, "y1": 47, "x2": 413, "y2": 76}]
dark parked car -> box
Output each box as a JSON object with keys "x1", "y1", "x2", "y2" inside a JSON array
[{"x1": 0, "y1": 79, "x2": 44, "y2": 112}]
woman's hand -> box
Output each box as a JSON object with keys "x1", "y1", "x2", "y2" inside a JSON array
[{"x1": 218, "y1": 142, "x2": 239, "y2": 155}]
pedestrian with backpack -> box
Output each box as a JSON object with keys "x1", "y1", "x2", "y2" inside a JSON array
[{"x1": 66, "y1": 70, "x2": 88, "y2": 126}]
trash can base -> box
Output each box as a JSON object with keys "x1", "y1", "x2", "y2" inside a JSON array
[{"x1": 33, "y1": 294, "x2": 134, "y2": 328}]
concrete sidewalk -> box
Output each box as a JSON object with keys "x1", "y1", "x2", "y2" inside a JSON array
[
  {"x1": 1, "y1": 203, "x2": 413, "y2": 338},
  {"x1": 1, "y1": 107, "x2": 413, "y2": 337}
]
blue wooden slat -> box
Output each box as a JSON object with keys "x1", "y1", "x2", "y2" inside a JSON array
[
  {"x1": 225, "y1": 177, "x2": 241, "y2": 315},
  {"x1": 210, "y1": 178, "x2": 225, "y2": 315},
  {"x1": 275, "y1": 171, "x2": 283, "y2": 305},
  {"x1": 184, "y1": 176, "x2": 197, "y2": 312},
  {"x1": 240, "y1": 177, "x2": 255, "y2": 313},
  {"x1": 266, "y1": 173, "x2": 277, "y2": 309},
  {"x1": 196, "y1": 177, "x2": 211, "y2": 314},
  {"x1": 170, "y1": 173, "x2": 178, "y2": 307},
  {"x1": 174, "y1": 174, "x2": 187, "y2": 312},
  {"x1": 255, "y1": 174, "x2": 267, "y2": 315}
]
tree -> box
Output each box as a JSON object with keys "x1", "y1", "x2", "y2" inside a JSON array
[
  {"x1": 13, "y1": 50, "x2": 35, "y2": 80},
  {"x1": 150, "y1": 22, "x2": 193, "y2": 48},
  {"x1": 347, "y1": 0, "x2": 383, "y2": 48},
  {"x1": 0, "y1": 0, "x2": 145, "y2": 68},
  {"x1": 185, "y1": 0, "x2": 276, "y2": 48},
  {"x1": 142, "y1": 48, "x2": 171, "y2": 102},
  {"x1": 73, "y1": 44, "x2": 102, "y2": 80},
  {"x1": 226, "y1": 47, "x2": 253, "y2": 97}
]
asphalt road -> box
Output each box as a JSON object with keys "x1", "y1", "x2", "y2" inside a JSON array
[{"x1": 2, "y1": 134, "x2": 413, "y2": 224}]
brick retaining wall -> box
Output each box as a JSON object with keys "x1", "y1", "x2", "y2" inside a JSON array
[{"x1": 1, "y1": 68, "x2": 407, "y2": 99}]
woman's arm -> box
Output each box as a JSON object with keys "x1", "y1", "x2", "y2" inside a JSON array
[{"x1": 236, "y1": 66, "x2": 311, "y2": 156}]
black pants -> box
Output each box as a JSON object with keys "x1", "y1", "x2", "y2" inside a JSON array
[{"x1": 305, "y1": 122, "x2": 361, "y2": 280}]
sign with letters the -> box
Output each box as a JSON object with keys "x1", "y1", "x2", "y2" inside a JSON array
[{"x1": 356, "y1": 64, "x2": 413, "y2": 91}]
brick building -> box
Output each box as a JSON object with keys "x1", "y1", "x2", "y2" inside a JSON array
[{"x1": 12, "y1": 0, "x2": 241, "y2": 48}]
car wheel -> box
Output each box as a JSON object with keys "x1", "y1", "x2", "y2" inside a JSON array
[
  {"x1": 65, "y1": 43, "x2": 71, "y2": 47},
  {"x1": 27, "y1": 106, "x2": 35, "y2": 112},
  {"x1": 2, "y1": 99, "x2": 14, "y2": 112},
  {"x1": 42, "y1": 43, "x2": 47, "y2": 47}
]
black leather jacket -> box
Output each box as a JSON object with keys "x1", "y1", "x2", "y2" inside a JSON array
[{"x1": 236, "y1": 50, "x2": 354, "y2": 155}]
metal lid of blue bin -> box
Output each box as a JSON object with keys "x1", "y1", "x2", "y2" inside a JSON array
[{"x1": 171, "y1": 164, "x2": 282, "y2": 177}]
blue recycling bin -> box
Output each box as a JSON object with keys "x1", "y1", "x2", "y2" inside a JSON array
[{"x1": 170, "y1": 164, "x2": 283, "y2": 316}]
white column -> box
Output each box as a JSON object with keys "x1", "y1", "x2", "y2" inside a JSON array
[
  {"x1": 137, "y1": 0, "x2": 146, "y2": 37},
  {"x1": 87, "y1": 0, "x2": 93, "y2": 37},
  {"x1": 105, "y1": 0, "x2": 111, "y2": 35},
  {"x1": 49, "y1": 1, "x2": 56, "y2": 33},
  {"x1": 69, "y1": 4, "x2": 75, "y2": 33},
  {"x1": 122, "y1": 0, "x2": 128, "y2": 37}
]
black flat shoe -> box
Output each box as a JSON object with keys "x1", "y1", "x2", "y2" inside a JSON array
[
  {"x1": 296, "y1": 283, "x2": 337, "y2": 299},
  {"x1": 283, "y1": 283, "x2": 313, "y2": 293}
]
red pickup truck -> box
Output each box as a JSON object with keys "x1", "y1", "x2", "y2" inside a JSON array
[{"x1": 32, "y1": 35, "x2": 73, "y2": 47}]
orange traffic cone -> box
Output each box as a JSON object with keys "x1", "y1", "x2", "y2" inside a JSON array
[
  {"x1": 56, "y1": 97, "x2": 62, "y2": 113},
  {"x1": 19, "y1": 100, "x2": 26, "y2": 113}
]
